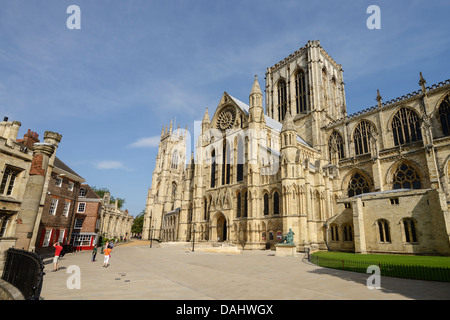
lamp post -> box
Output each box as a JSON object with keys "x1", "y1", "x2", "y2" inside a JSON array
[{"x1": 192, "y1": 222, "x2": 196, "y2": 252}]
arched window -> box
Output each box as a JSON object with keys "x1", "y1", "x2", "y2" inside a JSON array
[
  {"x1": 330, "y1": 224, "x2": 339, "y2": 241},
  {"x1": 343, "y1": 225, "x2": 353, "y2": 242},
  {"x1": 236, "y1": 192, "x2": 241, "y2": 218},
  {"x1": 353, "y1": 121, "x2": 375, "y2": 155},
  {"x1": 171, "y1": 182, "x2": 177, "y2": 200},
  {"x1": 392, "y1": 107, "x2": 422, "y2": 146},
  {"x1": 222, "y1": 139, "x2": 231, "y2": 185},
  {"x1": 278, "y1": 79, "x2": 287, "y2": 121},
  {"x1": 328, "y1": 131, "x2": 345, "y2": 163},
  {"x1": 211, "y1": 150, "x2": 216, "y2": 188},
  {"x1": 273, "y1": 191, "x2": 280, "y2": 215},
  {"x1": 393, "y1": 163, "x2": 421, "y2": 190},
  {"x1": 171, "y1": 150, "x2": 178, "y2": 169},
  {"x1": 237, "y1": 137, "x2": 244, "y2": 182},
  {"x1": 295, "y1": 70, "x2": 307, "y2": 114},
  {"x1": 348, "y1": 172, "x2": 370, "y2": 197},
  {"x1": 244, "y1": 191, "x2": 248, "y2": 217},
  {"x1": 438, "y1": 94, "x2": 450, "y2": 136},
  {"x1": 263, "y1": 193, "x2": 269, "y2": 216},
  {"x1": 377, "y1": 219, "x2": 391, "y2": 243},
  {"x1": 403, "y1": 218, "x2": 418, "y2": 243}
]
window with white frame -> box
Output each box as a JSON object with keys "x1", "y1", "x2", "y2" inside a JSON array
[
  {"x1": 0, "y1": 214, "x2": 11, "y2": 237},
  {"x1": 79, "y1": 188, "x2": 86, "y2": 197},
  {"x1": 0, "y1": 166, "x2": 21, "y2": 196},
  {"x1": 68, "y1": 181, "x2": 74, "y2": 191},
  {"x1": 77, "y1": 202, "x2": 86, "y2": 213},
  {"x1": 74, "y1": 218, "x2": 83, "y2": 229},
  {"x1": 55, "y1": 177, "x2": 63, "y2": 187},
  {"x1": 62, "y1": 201, "x2": 71, "y2": 217},
  {"x1": 58, "y1": 229, "x2": 66, "y2": 244},
  {"x1": 72, "y1": 234, "x2": 91, "y2": 246},
  {"x1": 49, "y1": 198, "x2": 59, "y2": 215},
  {"x1": 43, "y1": 229, "x2": 52, "y2": 247}
]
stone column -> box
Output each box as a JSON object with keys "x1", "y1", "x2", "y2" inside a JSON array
[{"x1": 15, "y1": 141, "x2": 58, "y2": 251}]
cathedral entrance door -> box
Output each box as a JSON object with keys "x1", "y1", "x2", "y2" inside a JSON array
[{"x1": 216, "y1": 213, "x2": 227, "y2": 242}]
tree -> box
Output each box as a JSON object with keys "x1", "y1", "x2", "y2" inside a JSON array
[
  {"x1": 132, "y1": 210, "x2": 145, "y2": 234},
  {"x1": 91, "y1": 186, "x2": 126, "y2": 209}
]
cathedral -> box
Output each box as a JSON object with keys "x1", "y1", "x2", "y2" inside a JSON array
[{"x1": 143, "y1": 40, "x2": 450, "y2": 255}]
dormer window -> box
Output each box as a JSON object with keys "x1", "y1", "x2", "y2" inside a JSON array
[{"x1": 79, "y1": 188, "x2": 86, "y2": 197}]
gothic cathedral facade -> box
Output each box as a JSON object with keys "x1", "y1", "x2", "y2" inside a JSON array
[{"x1": 143, "y1": 41, "x2": 450, "y2": 255}]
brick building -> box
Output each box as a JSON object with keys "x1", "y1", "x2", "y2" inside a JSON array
[
  {"x1": 0, "y1": 118, "x2": 62, "y2": 271},
  {"x1": 72, "y1": 184, "x2": 102, "y2": 251},
  {"x1": 35, "y1": 157, "x2": 85, "y2": 255}
]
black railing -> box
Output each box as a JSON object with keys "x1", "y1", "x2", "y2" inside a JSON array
[
  {"x1": 309, "y1": 255, "x2": 450, "y2": 282},
  {"x1": 1, "y1": 248, "x2": 45, "y2": 300}
]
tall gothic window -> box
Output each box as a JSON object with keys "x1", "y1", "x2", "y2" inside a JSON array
[
  {"x1": 393, "y1": 163, "x2": 421, "y2": 190},
  {"x1": 263, "y1": 193, "x2": 269, "y2": 216},
  {"x1": 377, "y1": 219, "x2": 391, "y2": 243},
  {"x1": 278, "y1": 79, "x2": 287, "y2": 121},
  {"x1": 171, "y1": 150, "x2": 178, "y2": 169},
  {"x1": 237, "y1": 138, "x2": 244, "y2": 182},
  {"x1": 211, "y1": 150, "x2": 216, "y2": 188},
  {"x1": 295, "y1": 70, "x2": 307, "y2": 114},
  {"x1": 244, "y1": 191, "x2": 248, "y2": 217},
  {"x1": 353, "y1": 121, "x2": 375, "y2": 155},
  {"x1": 392, "y1": 107, "x2": 422, "y2": 146},
  {"x1": 403, "y1": 218, "x2": 418, "y2": 243},
  {"x1": 203, "y1": 198, "x2": 208, "y2": 220},
  {"x1": 222, "y1": 140, "x2": 231, "y2": 185},
  {"x1": 328, "y1": 131, "x2": 345, "y2": 163},
  {"x1": 236, "y1": 192, "x2": 241, "y2": 218},
  {"x1": 348, "y1": 172, "x2": 370, "y2": 197},
  {"x1": 438, "y1": 94, "x2": 450, "y2": 136},
  {"x1": 273, "y1": 191, "x2": 280, "y2": 215}
]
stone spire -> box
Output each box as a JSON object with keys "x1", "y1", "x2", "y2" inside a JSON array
[
  {"x1": 249, "y1": 75, "x2": 263, "y2": 109},
  {"x1": 281, "y1": 109, "x2": 295, "y2": 132},
  {"x1": 419, "y1": 72, "x2": 427, "y2": 93},
  {"x1": 376, "y1": 89, "x2": 382, "y2": 108}
]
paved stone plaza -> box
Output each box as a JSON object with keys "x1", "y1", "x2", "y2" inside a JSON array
[{"x1": 40, "y1": 240, "x2": 450, "y2": 300}]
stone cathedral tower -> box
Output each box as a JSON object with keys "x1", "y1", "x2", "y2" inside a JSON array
[{"x1": 143, "y1": 40, "x2": 450, "y2": 256}]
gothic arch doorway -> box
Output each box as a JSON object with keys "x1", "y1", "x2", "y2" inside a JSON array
[{"x1": 215, "y1": 212, "x2": 227, "y2": 242}]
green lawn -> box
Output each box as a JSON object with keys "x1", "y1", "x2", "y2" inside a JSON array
[
  {"x1": 310, "y1": 251, "x2": 450, "y2": 281},
  {"x1": 311, "y1": 251, "x2": 450, "y2": 267}
]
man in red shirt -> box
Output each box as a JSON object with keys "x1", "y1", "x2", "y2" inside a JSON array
[{"x1": 53, "y1": 242, "x2": 63, "y2": 271}]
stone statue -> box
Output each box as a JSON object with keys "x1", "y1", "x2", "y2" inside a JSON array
[{"x1": 280, "y1": 228, "x2": 295, "y2": 245}]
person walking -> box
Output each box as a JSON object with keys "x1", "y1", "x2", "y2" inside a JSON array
[
  {"x1": 53, "y1": 242, "x2": 63, "y2": 272},
  {"x1": 103, "y1": 245, "x2": 112, "y2": 268},
  {"x1": 92, "y1": 245, "x2": 98, "y2": 262}
]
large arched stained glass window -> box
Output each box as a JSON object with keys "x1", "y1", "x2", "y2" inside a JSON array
[
  {"x1": 278, "y1": 80, "x2": 287, "y2": 121},
  {"x1": 295, "y1": 70, "x2": 307, "y2": 114},
  {"x1": 328, "y1": 131, "x2": 345, "y2": 163},
  {"x1": 392, "y1": 107, "x2": 422, "y2": 146},
  {"x1": 438, "y1": 94, "x2": 450, "y2": 136},
  {"x1": 353, "y1": 121, "x2": 375, "y2": 155},
  {"x1": 348, "y1": 172, "x2": 370, "y2": 197},
  {"x1": 393, "y1": 163, "x2": 421, "y2": 190}
]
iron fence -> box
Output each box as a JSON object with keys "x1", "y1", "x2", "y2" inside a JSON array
[
  {"x1": 309, "y1": 255, "x2": 450, "y2": 282},
  {"x1": 1, "y1": 248, "x2": 45, "y2": 300}
]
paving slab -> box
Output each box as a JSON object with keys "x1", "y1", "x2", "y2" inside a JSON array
[{"x1": 40, "y1": 240, "x2": 450, "y2": 300}]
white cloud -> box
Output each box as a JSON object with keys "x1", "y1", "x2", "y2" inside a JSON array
[
  {"x1": 129, "y1": 136, "x2": 161, "y2": 148},
  {"x1": 95, "y1": 160, "x2": 127, "y2": 170}
]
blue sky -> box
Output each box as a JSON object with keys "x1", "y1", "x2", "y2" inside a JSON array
[{"x1": 1, "y1": 0, "x2": 449, "y2": 217}]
